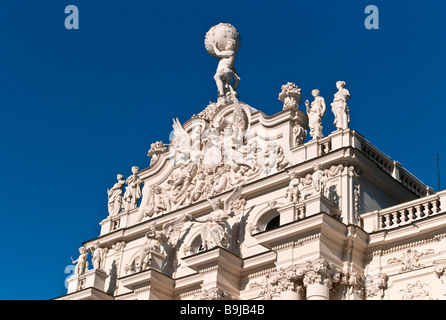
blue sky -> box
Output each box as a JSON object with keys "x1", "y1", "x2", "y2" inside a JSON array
[{"x1": 0, "y1": 0, "x2": 444, "y2": 299}]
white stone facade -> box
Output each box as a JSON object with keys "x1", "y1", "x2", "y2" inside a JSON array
[{"x1": 56, "y1": 24, "x2": 446, "y2": 301}]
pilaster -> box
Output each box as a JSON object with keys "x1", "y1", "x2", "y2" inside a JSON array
[{"x1": 182, "y1": 247, "x2": 242, "y2": 298}]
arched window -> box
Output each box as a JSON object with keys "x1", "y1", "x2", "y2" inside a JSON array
[
  {"x1": 189, "y1": 236, "x2": 205, "y2": 254},
  {"x1": 265, "y1": 215, "x2": 280, "y2": 231},
  {"x1": 255, "y1": 209, "x2": 281, "y2": 232}
]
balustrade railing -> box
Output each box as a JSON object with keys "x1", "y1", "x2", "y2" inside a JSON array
[
  {"x1": 358, "y1": 136, "x2": 433, "y2": 197},
  {"x1": 362, "y1": 191, "x2": 446, "y2": 232}
]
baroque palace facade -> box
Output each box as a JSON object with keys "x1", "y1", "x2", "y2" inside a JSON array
[{"x1": 56, "y1": 23, "x2": 446, "y2": 301}]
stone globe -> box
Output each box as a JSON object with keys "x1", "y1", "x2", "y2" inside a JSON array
[{"x1": 204, "y1": 23, "x2": 241, "y2": 58}]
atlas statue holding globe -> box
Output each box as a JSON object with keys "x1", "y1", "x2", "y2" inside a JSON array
[{"x1": 205, "y1": 23, "x2": 241, "y2": 105}]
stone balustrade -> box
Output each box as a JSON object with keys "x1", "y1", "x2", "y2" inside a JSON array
[
  {"x1": 362, "y1": 190, "x2": 446, "y2": 232},
  {"x1": 292, "y1": 129, "x2": 433, "y2": 199},
  {"x1": 360, "y1": 139, "x2": 393, "y2": 175},
  {"x1": 358, "y1": 136, "x2": 434, "y2": 197}
]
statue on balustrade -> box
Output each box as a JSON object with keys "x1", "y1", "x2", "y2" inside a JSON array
[
  {"x1": 71, "y1": 246, "x2": 89, "y2": 276},
  {"x1": 123, "y1": 166, "x2": 143, "y2": 212},
  {"x1": 107, "y1": 174, "x2": 125, "y2": 216},
  {"x1": 331, "y1": 81, "x2": 351, "y2": 130},
  {"x1": 305, "y1": 89, "x2": 326, "y2": 140}
]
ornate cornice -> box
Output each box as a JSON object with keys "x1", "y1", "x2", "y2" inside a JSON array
[{"x1": 366, "y1": 232, "x2": 446, "y2": 258}]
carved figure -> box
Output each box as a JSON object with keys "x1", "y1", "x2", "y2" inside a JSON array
[
  {"x1": 305, "y1": 89, "x2": 326, "y2": 140},
  {"x1": 285, "y1": 172, "x2": 302, "y2": 203},
  {"x1": 210, "y1": 39, "x2": 239, "y2": 99},
  {"x1": 202, "y1": 126, "x2": 222, "y2": 168},
  {"x1": 107, "y1": 174, "x2": 125, "y2": 216},
  {"x1": 231, "y1": 97, "x2": 247, "y2": 134},
  {"x1": 137, "y1": 214, "x2": 190, "y2": 273},
  {"x1": 188, "y1": 185, "x2": 243, "y2": 250},
  {"x1": 170, "y1": 118, "x2": 191, "y2": 166},
  {"x1": 331, "y1": 81, "x2": 351, "y2": 130},
  {"x1": 90, "y1": 241, "x2": 107, "y2": 271},
  {"x1": 135, "y1": 103, "x2": 291, "y2": 223},
  {"x1": 72, "y1": 246, "x2": 89, "y2": 276},
  {"x1": 152, "y1": 186, "x2": 169, "y2": 215},
  {"x1": 205, "y1": 23, "x2": 241, "y2": 102},
  {"x1": 275, "y1": 145, "x2": 289, "y2": 171},
  {"x1": 312, "y1": 162, "x2": 327, "y2": 195},
  {"x1": 261, "y1": 143, "x2": 277, "y2": 175},
  {"x1": 223, "y1": 126, "x2": 252, "y2": 171},
  {"x1": 123, "y1": 166, "x2": 143, "y2": 211},
  {"x1": 188, "y1": 171, "x2": 207, "y2": 203},
  {"x1": 190, "y1": 125, "x2": 203, "y2": 164},
  {"x1": 137, "y1": 223, "x2": 163, "y2": 272},
  {"x1": 209, "y1": 165, "x2": 233, "y2": 196}
]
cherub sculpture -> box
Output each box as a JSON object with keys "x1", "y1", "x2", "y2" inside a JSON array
[
  {"x1": 72, "y1": 246, "x2": 89, "y2": 276},
  {"x1": 188, "y1": 170, "x2": 207, "y2": 203},
  {"x1": 285, "y1": 171, "x2": 302, "y2": 203},
  {"x1": 188, "y1": 184, "x2": 243, "y2": 250},
  {"x1": 144, "y1": 185, "x2": 169, "y2": 218}
]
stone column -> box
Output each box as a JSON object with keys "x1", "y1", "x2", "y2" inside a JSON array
[
  {"x1": 182, "y1": 247, "x2": 243, "y2": 298},
  {"x1": 306, "y1": 283, "x2": 329, "y2": 300},
  {"x1": 280, "y1": 288, "x2": 302, "y2": 300}
]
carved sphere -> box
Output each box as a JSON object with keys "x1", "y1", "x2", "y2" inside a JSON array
[{"x1": 205, "y1": 23, "x2": 241, "y2": 58}]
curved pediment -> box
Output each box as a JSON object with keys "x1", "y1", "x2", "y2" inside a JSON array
[{"x1": 128, "y1": 98, "x2": 291, "y2": 226}]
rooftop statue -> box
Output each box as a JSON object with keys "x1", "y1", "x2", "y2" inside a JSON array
[
  {"x1": 305, "y1": 89, "x2": 326, "y2": 140},
  {"x1": 205, "y1": 23, "x2": 241, "y2": 105},
  {"x1": 279, "y1": 82, "x2": 302, "y2": 110},
  {"x1": 107, "y1": 174, "x2": 125, "y2": 216},
  {"x1": 123, "y1": 166, "x2": 143, "y2": 211},
  {"x1": 71, "y1": 246, "x2": 89, "y2": 276},
  {"x1": 331, "y1": 81, "x2": 351, "y2": 130}
]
